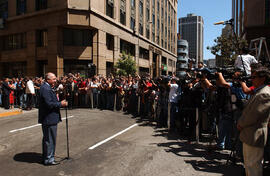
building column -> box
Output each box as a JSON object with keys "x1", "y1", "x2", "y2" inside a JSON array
[
  {"x1": 26, "y1": 31, "x2": 36, "y2": 76},
  {"x1": 149, "y1": 50, "x2": 153, "y2": 77},
  {"x1": 166, "y1": 58, "x2": 168, "y2": 75},
  {"x1": 157, "y1": 54, "x2": 161, "y2": 77},
  {"x1": 113, "y1": 35, "x2": 120, "y2": 66},
  {"x1": 135, "y1": 37, "x2": 140, "y2": 73},
  {"x1": 47, "y1": 27, "x2": 63, "y2": 77},
  {"x1": 93, "y1": 29, "x2": 106, "y2": 76}
]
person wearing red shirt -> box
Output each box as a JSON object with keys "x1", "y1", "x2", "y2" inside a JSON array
[{"x1": 78, "y1": 78, "x2": 87, "y2": 107}]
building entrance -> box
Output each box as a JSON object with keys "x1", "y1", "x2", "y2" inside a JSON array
[{"x1": 64, "y1": 60, "x2": 92, "y2": 77}]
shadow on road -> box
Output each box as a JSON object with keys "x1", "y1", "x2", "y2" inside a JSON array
[
  {"x1": 13, "y1": 152, "x2": 43, "y2": 164},
  {"x1": 133, "y1": 116, "x2": 247, "y2": 176}
]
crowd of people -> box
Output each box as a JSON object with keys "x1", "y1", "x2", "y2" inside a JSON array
[
  {"x1": 0, "y1": 56, "x2": 270, "y2": 175},
  {"x1": 0, "y1": 73, "x2": 178, "y2": 129}
]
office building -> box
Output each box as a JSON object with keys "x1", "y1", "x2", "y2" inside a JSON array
[
  {"x1": 0, "y1": 0, "x2": 178, "y2": 77},
  {"x1": 232, "y1": 0, "x2": 270, "y2": 55},
  {"x1": 178, "y1": 13, "x2": 204, "y2": 66}
]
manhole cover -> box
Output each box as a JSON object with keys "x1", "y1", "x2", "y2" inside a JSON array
[{"x1": 0, "y1": 144, "x2": 7, "y2": 152}]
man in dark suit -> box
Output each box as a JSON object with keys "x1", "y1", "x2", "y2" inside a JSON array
[
  {"x1": 38, "y1": 72, "x2": 67, "y2": 166},
  {"x1": 2, "y1": 78, "x2": 13, "y2": 109}
]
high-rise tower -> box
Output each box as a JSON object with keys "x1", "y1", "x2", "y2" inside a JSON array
[{"x1": 178, "y1": 13, "x2": 204, "y2": 66}]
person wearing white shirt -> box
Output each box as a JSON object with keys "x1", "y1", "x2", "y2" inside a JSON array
[
  {"x1": 169, "y1": 77, "x2": 179, "y2": 131},
  {"x1": 234, "y1": 47, "x2": 258, "y2": 76},
  {"x1": 25, "y1": 77, "x2": 35, "y2": 110},
  {"x1": 90, "y1": 78, "x2": 99, "y2": 108}
]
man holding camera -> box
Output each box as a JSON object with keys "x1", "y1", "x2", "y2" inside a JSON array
[
  {"x1": 234, "y1": 47, "x2": 257, "y2": 76},
  {"x1": 237, "y1": 66, "x2": 270, "y2": 176},
  {"x1": 201, "y1": 70, "x2": 246, "y2": 150},
  {"x1": 38, "y1": 72, "x2": 68, "y2": 166}
]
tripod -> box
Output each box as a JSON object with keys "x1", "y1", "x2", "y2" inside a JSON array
[{"x1": 226, "y1": 121, "x2": 242, "y2": 165}]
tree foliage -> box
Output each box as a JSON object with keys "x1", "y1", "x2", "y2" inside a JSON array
[
  {"x1": 207, "y1": 33, "x2": 247, "y2": 66},
  {"x1": 115, "y1": 52, "x2": 137, "y2": 76}
]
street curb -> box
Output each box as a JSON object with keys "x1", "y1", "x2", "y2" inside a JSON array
[{"x1": 0, "y1": 110, "x2": 23, "y2": 118}]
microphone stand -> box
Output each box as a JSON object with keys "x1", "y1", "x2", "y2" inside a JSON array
[
  {"x1": 64, "y1": 84, "x2": 70, "y2": 160},
  {"x1": 65, "y1": 105, "x2": 70, "y2": 160}
]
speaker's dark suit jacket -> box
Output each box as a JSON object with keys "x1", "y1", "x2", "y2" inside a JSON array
[
  {"x1": 38, "y1": 82, "x2": 62, "y2": 125},
  {"x1": 2, "y1": 82, "x2": 11, "y2": 96}
]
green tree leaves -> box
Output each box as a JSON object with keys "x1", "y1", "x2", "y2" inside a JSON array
[
  {"x1": 115, "y1": 52, "x2": 137, "y2": 76},
  {"x1": 207, "y1": 32, "x2": 247, "y2": 66}
]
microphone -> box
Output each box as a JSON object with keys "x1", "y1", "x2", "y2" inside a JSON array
[{"x1": 214, "y1": 21, "x2": 225, "y2": 25}]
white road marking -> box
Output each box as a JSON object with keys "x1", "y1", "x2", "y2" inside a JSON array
[
  {"x1": 89, "y1": 123, "x2": 138, "y2": 150},
  {"x1": 9, "y1": 115, "x2": 74, "y2": 133}
]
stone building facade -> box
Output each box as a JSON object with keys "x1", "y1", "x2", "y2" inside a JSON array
[{"x1": 0, "y1": 0, "x2": 177, "y2": 78}]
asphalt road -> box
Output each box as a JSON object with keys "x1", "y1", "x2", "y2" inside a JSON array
[{"x1": 0, "y1": 108, "x2": 244, "y2": 176}]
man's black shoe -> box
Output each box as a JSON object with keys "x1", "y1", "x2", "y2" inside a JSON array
[{"x1": 44, "y1": 161, "x2": 60, "y2": 166}]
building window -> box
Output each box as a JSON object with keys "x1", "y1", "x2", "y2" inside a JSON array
[
  {"x1": 162, "y1": 57, "x2": 167, "y2": 64},
  {"x1": 131, "y1": 0, "x2": 135, "y2": 8},
  {"x1": 130, "y1": 17, "x2": 135, "y2": 31},
  {"x1": 157, "y1": 19, "x2": 160, "y2": 32},
  {"x1": 120, "y1": 0, "x2": 126, "y2": 25},
  {"x1": 139, "y1": 23, "x2": 143, "y2": 35},
  {"x1": 0, "y1": 0, "x2": 8, "y2": 19},
  {"x1": 130, "y1": 0, "x2": 136, "y2": 30},
  {"x1": 168, "y1": 59, "x2": 172, "y2": 66},
  {"x1": 17, "y1": 0, "x2": 26, "y2": 15},
  {"x1": 146, "y1": 28, "x2": 150, "y2": 39},
  {"x1": 63, "y1": 29, "x2": 93, "y2": 46},
  {"x1": 106, "y1": 0, "x2": 114, "y2": 18},
  {"x1": 36, "y1": 0, "x2": 47, "y2": 11},
  {"x1": 1, "y1": 33, "x2": 27, "y2": 51},
  {"x1": 157, "y1": 0, "x2": 160, "y2": 14},
  {"x1": 146, "y1": 8, "x2": 150, "y2": 21},
  {"x1": 139, "y1": 47, "x2": 149, "y2": 59},
  {"x1": 139, "y1": 1, "x2": 143, "y2": 15},
  {"x1": 106, "y1": 33, "x2": 114, "y2": 50},
  {"x1": 139, "y1": 1, "x2": 143, "y2": 35},
  {"x1": 36, "y1": 29, "x2": 48, "y2": 47},
  {"x1": 120, "y1": 10, "x2": 126, "y2": 25},
  {"x1": 120, "y1": 39, "x2": 135, "y2": 56}
]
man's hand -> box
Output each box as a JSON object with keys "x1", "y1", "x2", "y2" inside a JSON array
[{"x1": 61, "y1": 100, "x2": 68, "y2": 107}]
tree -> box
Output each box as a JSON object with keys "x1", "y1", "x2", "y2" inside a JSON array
[
  {"x1": 207, "y1": 32, "x2": 247, "y2": 66},
  {"x1": 115, "y1": 52, "x2": 137, "y2": 76}
]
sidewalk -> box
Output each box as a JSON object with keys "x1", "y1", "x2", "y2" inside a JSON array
[{"x1": 0, "y1": 107, "x2": 24, "y2": 117}]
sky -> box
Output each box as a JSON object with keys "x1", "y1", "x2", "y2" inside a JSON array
[{"x1": 177, "y1": 0, "x2": 232, "y2": 60}]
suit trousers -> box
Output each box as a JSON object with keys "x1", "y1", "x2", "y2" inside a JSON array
[
  {"x1": 26, "y1": 94, "x2": 33, "y2": 109},
  {"x1": 3, "y1": 94, "x2": 10, "y2": 109},
  {"x1": 42, "y1": 124, "x2": 58, "y2": 164},
  {"x1": 243, "y1": 142, "x2": 264, "y2": 176}
]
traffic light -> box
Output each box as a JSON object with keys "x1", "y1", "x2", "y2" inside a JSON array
[{"x1": 88, "y1": 64, "x2": 96, "y2": 77}]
